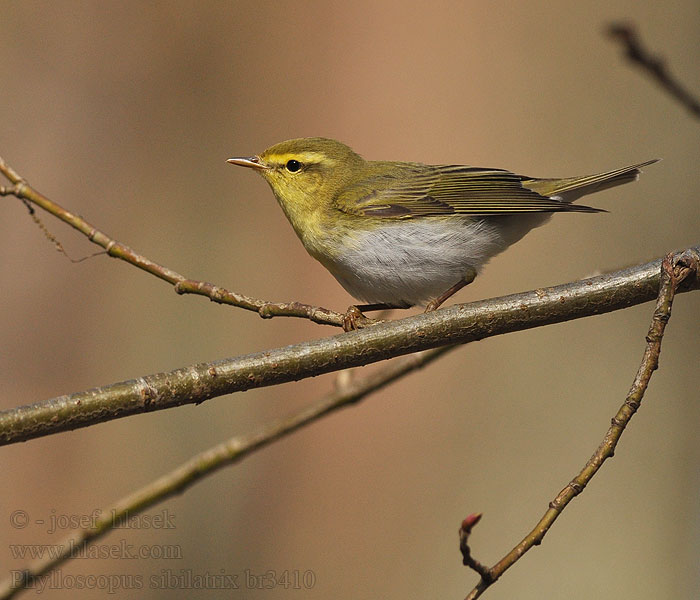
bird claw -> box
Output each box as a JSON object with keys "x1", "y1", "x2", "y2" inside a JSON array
[
  {"x1": 342, "y1": 306, "x2": 377, "y2": 331},
  {"x1": 424, "y1": 298, "x2": 441, "y2": 312}
]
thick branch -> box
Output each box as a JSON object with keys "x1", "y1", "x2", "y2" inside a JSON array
[
  {"x1": 0, "y1": 247, "x2": 697, "y2": 446},
  {"x1": 0, "y1": 346, "x2": 452, "y2": 600}
]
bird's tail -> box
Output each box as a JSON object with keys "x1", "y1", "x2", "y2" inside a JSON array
[{"x1": 525, "y1": 158, "x2": 659, "y2": 205}]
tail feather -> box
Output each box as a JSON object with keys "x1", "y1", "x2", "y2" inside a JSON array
[{"x1": 526, "y1": 159, "x2": 659, "y2": 204}]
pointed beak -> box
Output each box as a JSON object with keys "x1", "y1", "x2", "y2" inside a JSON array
[{"x1": 227, "y1": 155, "x2": 269, "y2": 170}]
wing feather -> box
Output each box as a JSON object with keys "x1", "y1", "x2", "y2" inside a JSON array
[{"x1": 336, "y1": 164, "x2": 603, "y2": 219}]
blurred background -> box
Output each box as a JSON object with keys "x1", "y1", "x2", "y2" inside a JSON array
[{"x1": 1, "y1": 2, "x2": 698, "y2": 599}]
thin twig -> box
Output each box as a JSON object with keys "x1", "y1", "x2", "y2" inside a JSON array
[
  {"x1": 608, "y1": 23, "x2": 700, "y2": 118},
  {"x1": 459, "y1": 514, "x2": 490, "y2": 581},
  {"x1": 0, "y1": 155, "x2": 345, "y2": 327},
  {"x1": 0, "y1": 247, "x2": 697, "y2": 446},
  {"x1": 0, "y1": 346, "x2": 454, "y2": 600},
  {"x1": 462, "y1": 251, "x2": 698, "y2": 600}
]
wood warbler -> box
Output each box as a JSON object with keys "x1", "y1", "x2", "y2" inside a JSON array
[{"x1": 228, "y1": 138, "x2": 656, "y2": 328}]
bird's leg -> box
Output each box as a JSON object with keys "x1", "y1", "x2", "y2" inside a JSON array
[
  {"x1": 343, "y1": 303, "x2": 404, "y2": 332},
  {"x1": 424, "y1": 270, "x2": 477, "y2": 313}
]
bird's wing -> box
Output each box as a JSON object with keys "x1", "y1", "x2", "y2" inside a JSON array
[{"x1": 336, "y1": 164, "x2": 602, "y2": 219}]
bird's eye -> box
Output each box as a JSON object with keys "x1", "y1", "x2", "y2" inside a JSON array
[{"x1": 285, "y1": 159, "x2": 302, "y2": 173}]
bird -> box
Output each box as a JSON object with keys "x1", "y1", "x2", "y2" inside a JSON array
[{"x1": 228, "y1": 137, "x2": 657, "y2": 329}]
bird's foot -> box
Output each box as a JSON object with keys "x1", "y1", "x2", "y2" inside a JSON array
[
  {"x1": 424, "y1": 272, "x2": 477, "y2": 313},
  {"x1": 424, "y1": 298, "x2": 443, "y2": 312},
  {"x1": 342, "y1": 302, "x2": 399, "y2": 331},
  {"x1": 342, "y1": 305, "x2": 375, "y2": 331}
]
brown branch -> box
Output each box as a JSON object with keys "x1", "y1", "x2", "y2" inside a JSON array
[
  {"x1": 607, "y1": 23, "x2": 700, "y2": 118},
  {"x1": 0, "y1": 156, "x2": 345, "y2": 327},
  {"x1": 0, "y1": 247, "x2": 697, "y2": 446},
  {"x1": 0, "y1": 346, "x2": 453, "y2": 600},
  {"x1": 462, "y1": 251, "x2": 698, "y2": 600}
]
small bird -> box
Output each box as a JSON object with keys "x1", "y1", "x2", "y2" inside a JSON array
[{"x1": 228, "y1": 138, "x2": 656, "y2": 329}]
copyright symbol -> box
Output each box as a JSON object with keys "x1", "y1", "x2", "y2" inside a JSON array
[{"x1": 10, "y1": 510, "x2": 29, "y2": 529}]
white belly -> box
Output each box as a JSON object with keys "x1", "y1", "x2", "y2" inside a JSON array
[{"x1": 325, "y1": 217, "x2": 520, "y2": 306}]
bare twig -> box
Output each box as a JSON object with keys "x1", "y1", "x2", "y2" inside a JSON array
[
  {"x1": 0, "y1": 156, "x2": 345, "y2": 327},
  {"x1": 462, "y1": 250, "x2": 698, "y2": 600},
  {"x1": 0, "y1": 247, "x2": 697, "y2": 446},
  {"x1": 0, "y1": 346, "x2": 453, "y2": 600},
  {"x1": 459, "y1": 514, "x2": 490, "y2": 581},
  {"x1": 608, "y1": 23, "x2": 700, "y2": 118}
]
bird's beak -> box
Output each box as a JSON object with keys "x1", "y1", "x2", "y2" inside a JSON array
[{"x1": 227, "y1": 155, "x2": 270, "y2": 170}]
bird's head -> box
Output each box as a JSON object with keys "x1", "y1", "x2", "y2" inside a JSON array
[{"x1": 228, "y1": 137, "x2": 364, "y2": 210}]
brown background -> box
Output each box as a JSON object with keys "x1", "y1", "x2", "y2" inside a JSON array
[{"x1": 1, "y1": 2, "x2": 698, "y2": 599}]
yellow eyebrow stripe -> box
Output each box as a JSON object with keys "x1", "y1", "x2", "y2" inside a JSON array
[{"x1": 265, "y1": 151, "x2": 336, "y2": 166}]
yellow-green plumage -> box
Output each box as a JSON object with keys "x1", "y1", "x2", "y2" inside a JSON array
[{"x1": 228, "y1": 137, "x2": 657, "y2": 309}]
